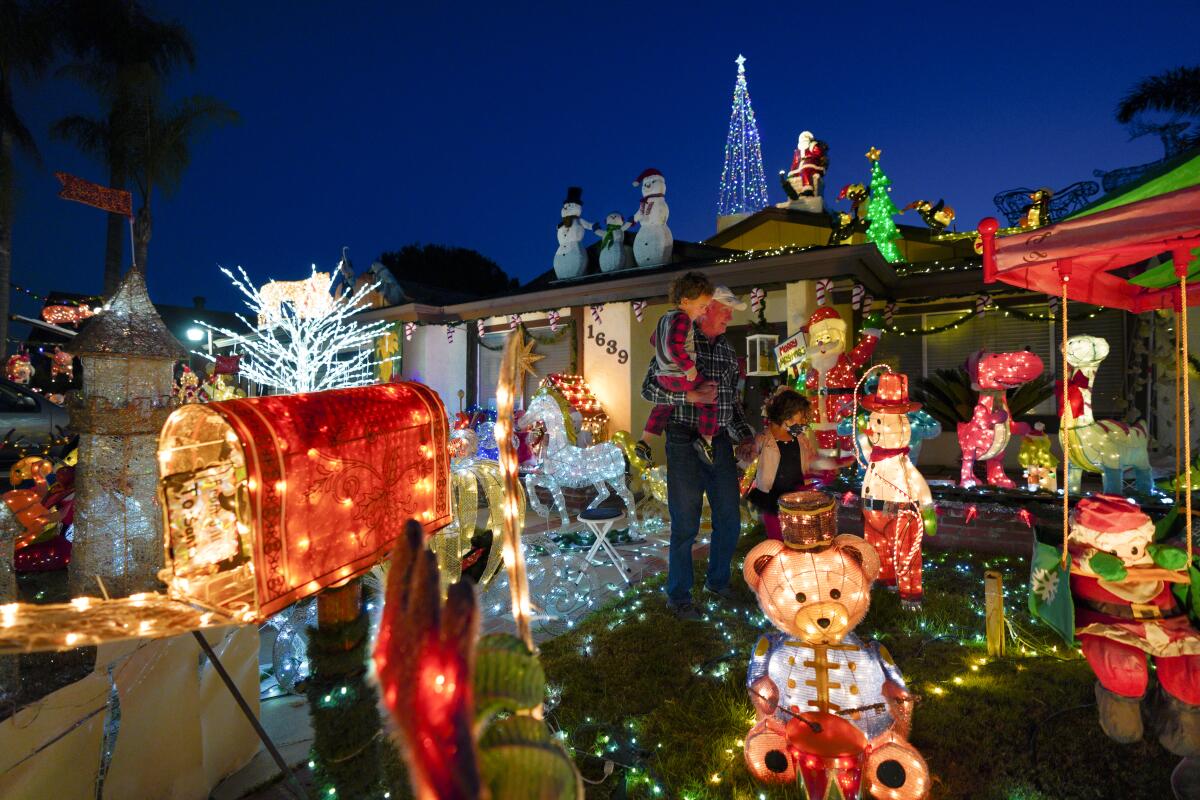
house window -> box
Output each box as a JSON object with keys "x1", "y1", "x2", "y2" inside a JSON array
[
  {"x1": 476, "y1": 322, "x2": 575, "y2": 408},
  {"x1": 875, "y1": 307, "x2": 1125, "y2": 416}
]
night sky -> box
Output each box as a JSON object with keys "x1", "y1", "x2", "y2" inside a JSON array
[{"x1": 10, "y1": 0, "x2": 1199, "y2": 321}]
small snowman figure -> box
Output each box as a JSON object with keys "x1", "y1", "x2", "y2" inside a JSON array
[
  {"x1": 860, "y1": 371, "x2": 936, "y2": 609},
  {"x1": 553, "y1": 186, "x2": 593, "y2": 279},
  {"x1": 595, "y1": 212, "x2": 633, "y2": 272},
  {"x1": 632, "y1": 168, "x2": 673, "y2": 267}
]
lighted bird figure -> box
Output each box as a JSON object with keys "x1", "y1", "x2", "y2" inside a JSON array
[
  {"x1": 1020, "y1": 188, "x2": 1053, "y2": 229},
  {"x1": 902, "y1": 199, "x2": 956, "y2": 235},
  {"x1": 516, "y1": 388, "x2": 636, "y2": 531},
  {"x1": 838, "y1": 183, "x2": 869, "y2": 218},
  {"x1": 829, "y1": 212, "x2": 870, "y2": 245}
]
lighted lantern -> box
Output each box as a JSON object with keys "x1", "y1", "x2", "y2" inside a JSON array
[
  {"x1": 156, "y1": 382, "x2": 451, "y2": 622},
  {"x1": 746, "y1": 333, "x2": 780, "y2": 377}
]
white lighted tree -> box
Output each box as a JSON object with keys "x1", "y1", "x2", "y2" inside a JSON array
[{"x1": 195, "y1": 265, "x2": 392, "y2": 394}]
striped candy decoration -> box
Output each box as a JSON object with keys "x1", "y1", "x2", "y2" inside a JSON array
[
  {"x1": 404, "y1": 322, "x2": 415, "y2": 341},
  {"x1": 509, "y1": 314, "x2": 520, "y2": 330},
  {"x1": 590, "y1": 304, "x2": 604, "y2": 324},
  {"x1": 851, "y1": 284, "x2": 865, "y2": 311},
  {"x1": 884, "y1": 302, "x2": 896, "y2": 325},
  {"x1": 815, "y1": 278, "x2": 833, "y2": 306},
  {"x1": 632, "y1": 300, "x2": 646, "y2": 322},
  {"x1": 447, "y1": 325, "x2": 454, "y2": 344},
  {"x1": 548, "y1": 309, "x2": 560, "y2": 332},
  {"x1": 750, "y1": 287, "x2": 765, "y2": 315},
  {"x1": 976, "y1": 293, "x2": 991, "y2": 318},
  {"x1": 862, "y1": 294, "x2": 873, "y2": 315},
  {"x1": 1048, "y1": 296, "x2": 1059, "y2": 314},
  {"x1": 477, "y1": 318, "x2": 486, "y2": 337}
]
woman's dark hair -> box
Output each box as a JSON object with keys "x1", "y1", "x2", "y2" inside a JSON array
[
  {"x1": 668, "y1": 271, "x2": 714, "y2": 304},
  {"x1": 763, "y1": 386, "x2": 810, "y2": 425}
]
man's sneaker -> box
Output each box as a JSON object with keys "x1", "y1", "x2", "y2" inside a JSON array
[
  {"x1": 668, "y1": 601, "x2": 702, "y2": 621},
  {"x1": 693, "y1": 437, "x2": 715, "y2": 465},
  {"x1": 704, "y1": 583, "x2": 740, "y2": 603}
]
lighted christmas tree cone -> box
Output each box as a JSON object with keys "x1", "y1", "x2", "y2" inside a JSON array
[
  {"x1": 860, "y1": 372, "x2": 935, "y2": 608},
  {"x1": 156, "y1": 382, "x2": 451, "y2": 623},
  {"x1": 743, "y1": 490, "x2": 929, "y2": 799}
]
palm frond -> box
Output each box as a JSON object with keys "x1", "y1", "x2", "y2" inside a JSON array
[
  {"x1": 50, "y1": 114, "x2": 109, "y2": 159},
  {"x1": 1116, "y1": 65, "x2": 1200, "y2": 124},
  {"x1": 1007, "y1": 374, "x2": 1055, "y2": 418}
]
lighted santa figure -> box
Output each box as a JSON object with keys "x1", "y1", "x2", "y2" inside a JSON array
[
  {"x1": 1067, "y1": 495, "x2": 1200, "y2": 755},
  {"x1": 789, "y1": 131, "x2": 827, "y2": 196},
  {"x1": 860, "y1": 371, "x2": 935, "y2": 608},
  {"x1": 801, "y1": 305, "x2": 882, "y2": 474}
]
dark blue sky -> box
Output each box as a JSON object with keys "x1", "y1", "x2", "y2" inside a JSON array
[{"x1": 10, "y1": 0, "x2": 1199, "y2": 320}]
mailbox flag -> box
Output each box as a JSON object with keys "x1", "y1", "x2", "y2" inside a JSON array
[{"x1": 55, "y1": 172, "x2": 133, "y2": 217}]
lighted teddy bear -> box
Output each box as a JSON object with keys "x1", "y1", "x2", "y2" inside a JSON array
[{"x1": 743, "y1": 490, "x2": 929, "y2": 799}]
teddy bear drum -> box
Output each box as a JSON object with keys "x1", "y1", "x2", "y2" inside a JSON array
[{"x1": 743, "y1": 490, "x2": 929, "y2": 799}]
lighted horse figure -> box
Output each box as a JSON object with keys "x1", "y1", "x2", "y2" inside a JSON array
[
  {"x1": 1061, "y1": 335, "x2": 1152, "y2": 495},
  {"x1": 518, "y1": 389, "x2": 637, "y2": 530}
]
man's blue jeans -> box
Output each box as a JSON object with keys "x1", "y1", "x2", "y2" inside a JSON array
[{"x1": 664, "y1": 423, "x2": 742, "y2": 606}]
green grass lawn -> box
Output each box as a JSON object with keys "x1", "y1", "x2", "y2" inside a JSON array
[{"x1": 537, "y1": 532, "x2": 1181, "y2": 799}]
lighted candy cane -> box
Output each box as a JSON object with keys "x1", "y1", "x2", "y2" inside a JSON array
[
  {"x1": 590, "y1": 304, "x2": 603, "y2": 324},
  {"x1": 750, "y1": 287, "x2": 765, "y2": 315},
  {"x1": 495, "y1": 329, "x2": 534, "y2": 651},
  {"x1": 852, "y1": 363, "x2": 925, "y2": 588},
  {"x1": 862, "y1": 294, "x2": 873, "y2": 315},
  {"x1": 851, "y1": 284, "x2": 865, "y2": 311},
  {"x1": 477, "y1": 318, "x2": 486, "y2": 337},
  {"x1": 404, "y1": 322, "x2": 415, "y2": 341},
  {"x1": 815, "y1": 278, "x2": 833, "y2": 306},
  {"x1": 632, "y1": 300, "x2": 646, "y2": 322},
  {"x1": 509, "y1": 314, "x2": 520, "y2": 330},
  {"x1": 884, "y1": 302, "x2": 896, "y2": 326},
  {"x1": 548, "y1": 309, "x2": 560, "y2": 332},
  {"x1": 976, "y1": 293, "x2": 991, "y2": 319}
]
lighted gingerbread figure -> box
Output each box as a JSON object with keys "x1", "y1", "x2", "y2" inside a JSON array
[
  {"x1": 802, "y1": 305, "x2": 882, "y2": 473},
  {"x1": 958, "y1": 349, "x2": 1044, "y2": 489},
  {"x1": 1066, "y1": 495, "x2": 1200, "y2": 756},
  {"x1": 860, "y1": 372, "x2": 936, "y2": 608},
  {"x1": 743, "y1": 491, "x2": 929, "y2": 799}
]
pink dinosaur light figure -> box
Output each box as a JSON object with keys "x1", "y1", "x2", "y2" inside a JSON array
[{"x1": 958, "y1": 350, "x2": 1044, "y2": 489}]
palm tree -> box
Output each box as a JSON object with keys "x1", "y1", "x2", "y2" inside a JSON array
[
  {"x1": 1116, "y1": 65, "x2": 1200, "y2": 150},
  {"x1": 54, "y1": 1, "x2": 194, "y2": 292},
  {"x1": 0, "y1": 1, "x2": 56, "y2": 357},
  {"x1": 126, "y1": 88, "x2": 237, "y2": 271}
]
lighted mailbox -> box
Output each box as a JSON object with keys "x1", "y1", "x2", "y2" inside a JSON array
[{"x1": 157, "y1": 382, "x2": 451, "y2": 622}]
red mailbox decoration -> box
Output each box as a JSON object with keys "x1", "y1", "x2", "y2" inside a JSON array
[{"x1": 157, "y1": 382, "x2": 450, "y2": 621}]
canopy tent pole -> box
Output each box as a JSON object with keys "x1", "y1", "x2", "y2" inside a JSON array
[
  {"x1": 1177, "y1": 309, "x2": 1183, "y2": 504},
  {"x1": 1058, "y1": 260, "x2": 1072, "y2": 568},
  {"x1": 1176, "y1": 247, "x2": 1194, "y2": 560}
]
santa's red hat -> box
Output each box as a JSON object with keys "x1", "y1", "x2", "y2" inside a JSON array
[
  {"x1": 633, "y1": 168, "x2": 663, "y2": 187},
  {"x1": 1071, "y1": 494, "x2": 1150, "y2": 535},
  {"x1": 801, "y1": 305, "x2": 844, "y2": 335}
]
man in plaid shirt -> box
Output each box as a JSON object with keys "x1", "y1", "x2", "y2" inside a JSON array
[{"x1": 641, "y1": 286, "x2": 757, "y2": 620}]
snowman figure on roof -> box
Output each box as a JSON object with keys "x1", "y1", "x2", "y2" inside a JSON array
[
  {"x1": 632, "y1": 168, "x2": 673, "y2": 267},
  {"x1": 553, "y1": 186, "x2": 594, "y2": 279},
  {"x1": 595, "y1": 212, "x2": 634, "y2": 272}
]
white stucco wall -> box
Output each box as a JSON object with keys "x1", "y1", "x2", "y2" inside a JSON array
[
  {"x1": 402, "y1": 324, "x2": 468, "y2": 416},
  {"x1": 583, "y1": 302, "x2": 633, "y2": 435}
]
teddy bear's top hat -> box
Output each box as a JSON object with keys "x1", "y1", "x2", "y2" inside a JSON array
[{"x1": 777, "y1": 490, "x2": 837, "y2": 549}]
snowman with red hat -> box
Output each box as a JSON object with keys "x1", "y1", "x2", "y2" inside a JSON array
[
  {"x1": 1066, "y1": 495, "x2": 1200, "y2": 757},
  {"x1": 860, "y1": 371, "x2": 936, "y2": 608},
  {"x1": 801, "y1": 304, "x2": 882, "y2": 474},
  {"x1": 631, "y1": 168, "x2": 673, "y2": 267}
]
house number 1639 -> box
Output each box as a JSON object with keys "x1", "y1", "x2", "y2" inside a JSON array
[{"x1": 587, "y1": 325, "x2": 629, "y2": 364}]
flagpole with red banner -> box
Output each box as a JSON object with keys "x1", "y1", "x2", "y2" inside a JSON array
[{"x1": 54, "y1": 172, "x2": 138, "y2": 271}]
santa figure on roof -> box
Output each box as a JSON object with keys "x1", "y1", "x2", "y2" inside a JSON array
[{"x1": 802, "y1": 305, "x2": 882, "y2": 474}]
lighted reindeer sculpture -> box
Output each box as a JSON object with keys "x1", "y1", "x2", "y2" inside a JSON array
[
  {"x1": 518, "y1": 388, "x2": 637, "y2": 530},
  {"x1": 1061, "y1": 335, "x2": 1152, "y2": 495}
]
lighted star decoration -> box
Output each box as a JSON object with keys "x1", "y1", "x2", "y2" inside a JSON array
[
  {"x1": 516, "y1": 332, "x2": 544, "y2": 380},
  {"x1": 735, "y1": 53, "x2": 746, "y2": 74},
  {"x1": 865, "y1": 146, "x2": 882, "y2": 161}
]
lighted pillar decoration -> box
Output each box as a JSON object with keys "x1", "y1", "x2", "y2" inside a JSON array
[{"x1": 68, "y1": 268, "x2": 185, "y2": 598}]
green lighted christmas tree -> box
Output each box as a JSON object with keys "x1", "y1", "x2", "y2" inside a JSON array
[{"x1": 864, "y1": 147, "x2": 904, "y2": 263}]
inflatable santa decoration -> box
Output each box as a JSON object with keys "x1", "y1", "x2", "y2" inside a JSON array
[{"x1": 801, "y1": 305, "x2": 882, "y2": 473}]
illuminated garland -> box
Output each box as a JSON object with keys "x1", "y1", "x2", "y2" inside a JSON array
[
  {"x1": 887, "y1": 309, "x2": 980, "y2": 336},
  {"x1": 9, "y1": 282, "x2": 102, "y2": 305},
  {"x1": 477, "y1": 321, "x2": 574, "y2": 351},
  {"x1": 1003, "y1": 306, "x2": 1105, "y2": 322}
]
